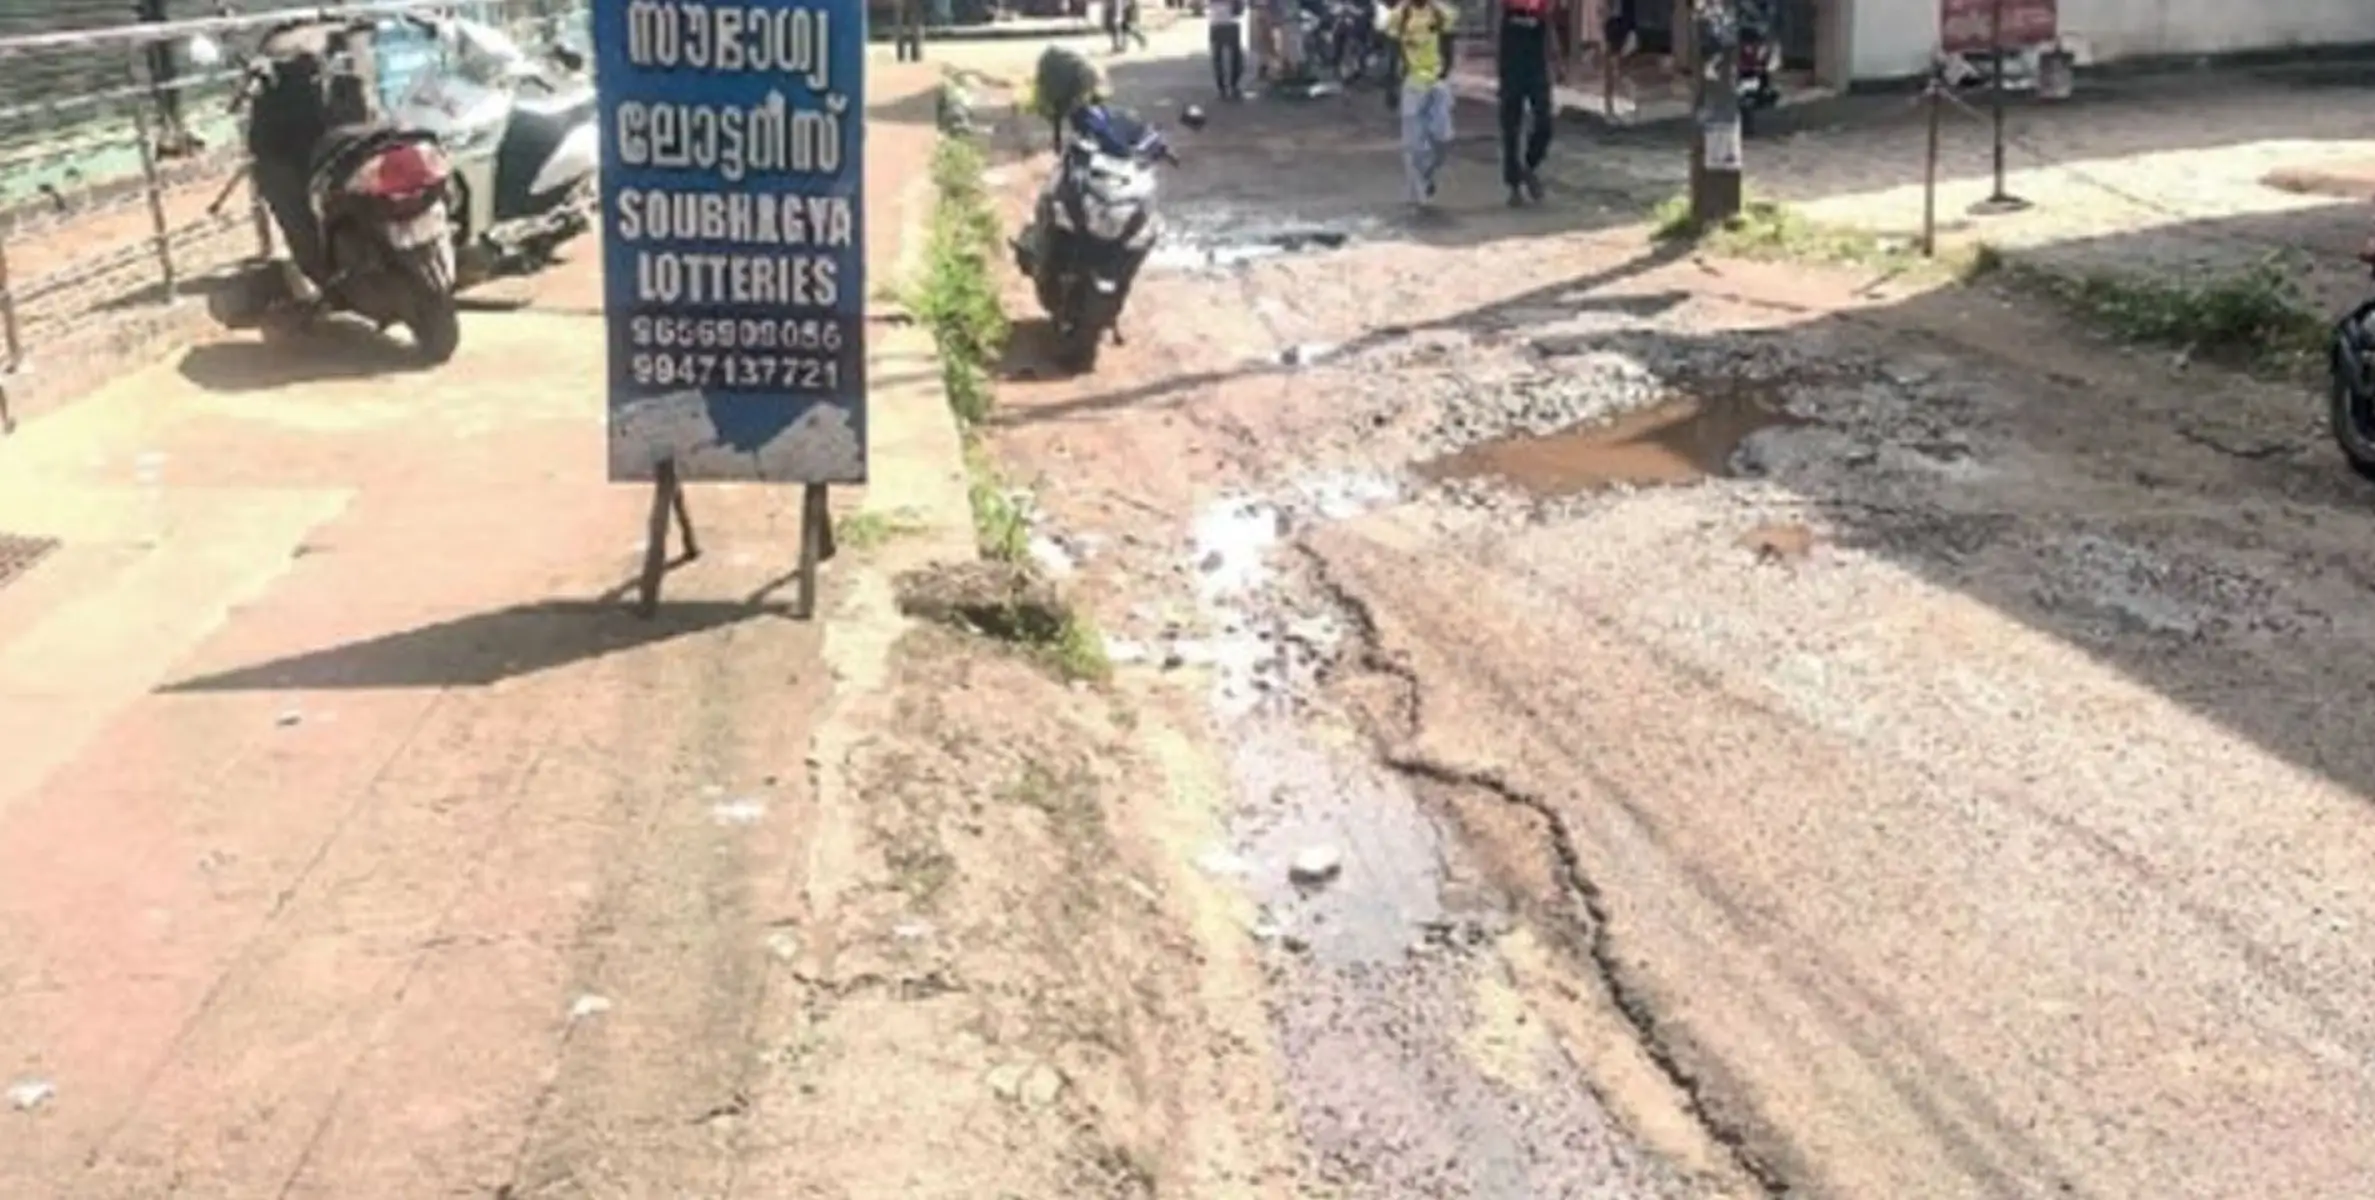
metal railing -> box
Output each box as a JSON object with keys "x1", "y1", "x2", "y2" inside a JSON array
[{"x1": 0, "y1": 0, "x2": 584, "y2": 427}]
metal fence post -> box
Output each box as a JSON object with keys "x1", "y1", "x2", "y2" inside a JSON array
[
  {"x1": 0, "y1": 228, "x2": 15, "y2": 432},
  {"x1": 0, "y1": 230, "x2": 19, "y2": 372},
  {"x1": 125, "y1": 61, "x2": 180, "y2": 302}
]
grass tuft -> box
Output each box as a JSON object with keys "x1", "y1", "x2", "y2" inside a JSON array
[
  {"x1": 913, "y1": 135, "x2": 1009, "y2": 428},
  {"x1": 1652, "y1": 194, "x2": 1916, "y2": 267},
  {"x1": 1994, "y1": 252, "x2": 2327, "y2": 372},
  {"x1": 907, "y1": 138, "x2": 1113, "y2": 687}
]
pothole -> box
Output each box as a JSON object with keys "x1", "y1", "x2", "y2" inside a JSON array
[{"x1": 1417, "y1": 382, "x2": 1805, "y2": 497}]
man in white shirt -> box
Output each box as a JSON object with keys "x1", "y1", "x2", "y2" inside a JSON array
[{"x1": 1208, "y1": 0, "x2": 1247, "y2": 98}]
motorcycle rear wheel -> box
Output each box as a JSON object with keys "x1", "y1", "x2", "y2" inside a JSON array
[{"x1": 408, "y1": 289, "x2": 462, "y2": 365}]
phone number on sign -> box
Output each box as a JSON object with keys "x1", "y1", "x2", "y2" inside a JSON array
[
  {"x1": 630, "y1": 315, "x2": 844, "y2": 353},
  {"x1": 631, "y1": 352, "x2": 841, "y2": 390}
]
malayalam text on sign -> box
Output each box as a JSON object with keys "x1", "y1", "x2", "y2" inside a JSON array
[{"x1": 596, "y1": 0, "x2": 869, "y2": 484}]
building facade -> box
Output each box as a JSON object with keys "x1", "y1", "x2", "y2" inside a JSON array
[{"x1": 1848, "y1": 0, "x2": 2373, "y2": 84}]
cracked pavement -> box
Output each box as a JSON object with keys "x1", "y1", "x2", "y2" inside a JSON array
[{"x1": 973, "y1": 27, "x2": 2375, "y2": 1199}]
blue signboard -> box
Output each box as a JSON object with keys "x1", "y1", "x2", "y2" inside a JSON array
[{"x1": 594, "y1": 0, "x2": 868, "y2": 483}]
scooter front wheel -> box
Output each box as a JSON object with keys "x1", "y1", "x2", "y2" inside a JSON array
[{"x1": 2329, "y1": 342, "x2": 2375, "y2": 482}]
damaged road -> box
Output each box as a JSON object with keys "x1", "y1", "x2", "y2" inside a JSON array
[{"x1": 973, "y1": 34, "x2": 2375, "y2": 1200}]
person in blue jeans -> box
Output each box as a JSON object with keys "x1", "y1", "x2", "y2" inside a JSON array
[
  {"x1": 1388, "y1": 0, "x2": 1457, "y2": 207},
  {"x1": 1208, "y1": 0, "x2": 1248, "y2": 98}
]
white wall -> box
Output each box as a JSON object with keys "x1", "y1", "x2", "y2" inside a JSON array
[{"x1": 1849, "y1": 0, "x2": 2371, "y2": 82}]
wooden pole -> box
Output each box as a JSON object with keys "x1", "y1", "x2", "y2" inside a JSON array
[{"x1": 1921, "y1": 75, "x2": 1941, "y2": 255}]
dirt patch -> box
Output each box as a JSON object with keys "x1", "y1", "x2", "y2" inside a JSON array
[
  {"x1": 896, "y1": 558, "x2": 1070, "y2": 638},
  {"x1": 738, "y1": 624, "x2": 1297, "y2": 1198},
  {"x1": 1737, "y1": 521, "x2": 1816, "y2": 564},
  {"x1": 2262, "y1": 161, "x2": 2375, "y2": 202}
]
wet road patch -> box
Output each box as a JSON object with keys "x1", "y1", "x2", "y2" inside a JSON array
[{"x1": 1419, "y1": 385, "x2": 1805, "y2": 497}]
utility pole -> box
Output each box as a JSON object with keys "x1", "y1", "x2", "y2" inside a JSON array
[{"x1": 1687, "y1": 0, "x2": 1742, "y2": 225}]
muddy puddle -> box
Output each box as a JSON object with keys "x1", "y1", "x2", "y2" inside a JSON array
[
  {"x1": 1222, "y1": 726, "x2": 1476, "y2": 966},
  {"x1": 1216, "y1": 722, "x2": 1694, "y2": 1197},
  {"x1": 1423, "y1": 383, "x2": 1804, "y2": 497}
]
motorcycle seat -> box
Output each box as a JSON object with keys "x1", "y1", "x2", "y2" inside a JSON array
[
  {"x1": 513, "y1": 88, "x2": 596, "y2": 123},
  {"x1": 308, "y1": 123, "x2": 441, "y2": 191}
]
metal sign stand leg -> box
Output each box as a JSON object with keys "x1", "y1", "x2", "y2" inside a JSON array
[
  {"x1": 795, "y1": 483, "x2": 837, "y2": 619},
  {"x1": 635, "y1": 459, "x2": 700, "y2": 618},
  {"x1": 1967, "y1": 0, "x2": 2032, "y2": 216}
]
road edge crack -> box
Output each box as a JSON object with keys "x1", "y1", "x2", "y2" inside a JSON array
[{"x1": 1303, "y1": 543, "x2": 1795, "y2": 1199}]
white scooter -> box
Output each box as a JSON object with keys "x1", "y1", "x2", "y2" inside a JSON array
[{"x1": 383, "y1": 14, "x2": 598, "y2": 280}]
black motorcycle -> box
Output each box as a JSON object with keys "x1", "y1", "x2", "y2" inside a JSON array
[
  {"x1": 1011, "y1": 104, "x2": 1187, "y2": 372},
  {"x1": 1737, "y1": 17, "x2": 1783, "y2": 134},
  {"x1": 2328, "y1": 250, "x2": 2375, "y2": 480},
  {"x1": 1318, "y1": 0, "x2": 1388, "y2": 84},
  {"x1": 205, "y1": 18, "x2": 463, "y2": 362}
]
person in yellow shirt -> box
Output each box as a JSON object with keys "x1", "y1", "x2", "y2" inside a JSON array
[{"x1": 1388, "y1": 0, "x2": 1458, "y2": 206}]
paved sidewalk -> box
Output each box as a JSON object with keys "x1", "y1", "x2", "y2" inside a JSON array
[
  {"x1": 0, "y1": 61, "x2": 950, "y2": 1200},
  {"x1": 1537, "y1": 64, "x2": 2375, "y2": 311}
]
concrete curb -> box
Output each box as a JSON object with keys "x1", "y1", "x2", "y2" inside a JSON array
[{"x1": 799, "y1": 112, "x2": 984, "y2": 954}]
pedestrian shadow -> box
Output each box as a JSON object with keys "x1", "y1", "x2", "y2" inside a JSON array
[{"x1": 157, "y1": 599, "x2": 778, "y2": 692}]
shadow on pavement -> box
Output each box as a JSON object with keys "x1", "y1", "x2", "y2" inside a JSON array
[
  {"x1": 1594, "y1": 55, "x2": 2375, "y2": 157},
  {"x1": 996, "y1": 237, "x2": 1698, "y2": 421},
  {"x1": 869, "y1": 82, "x2": 945, "y2": 128},
  {"x1": 159, "y1": 599, "x2": 775, "y2": 691},
  {"x1": 1388, "y1": 200, "x2": 2375, "y2": 802},
  {"x1": 175, "y1": 322, "x2": 429, "y2": 392}
]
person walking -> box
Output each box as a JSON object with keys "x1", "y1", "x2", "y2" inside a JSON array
[
  {"x1": 1105, "y1": 0, "x2": 1149, "y2": 52},
  {"x1": 1387, "y1": 0, "x2": 1457, "y2": 207},
  {"x1": 1496, "y1": 0, "x2": 1561, "y2": 205},
  {"x1": 1600, "y1": 0, "x2": 1638, "y2": 121},
  {"x1": 893, "y1": 0, "x2": 923, "y2": 61},
  {"x1": 1209, "y1": 0, "x2": 1248, "y2": 98}
]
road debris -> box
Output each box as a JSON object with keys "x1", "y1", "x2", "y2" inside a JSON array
[
  {"x1": 709, "y1": 797, "x2": 767, "y2": 826},
  {"x1": 1287, "y1": 845, "x2": 1342, "y2": 886},
  {"x1": 6, "y1": 1079, "x2": 55, "y2": 1112}
]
